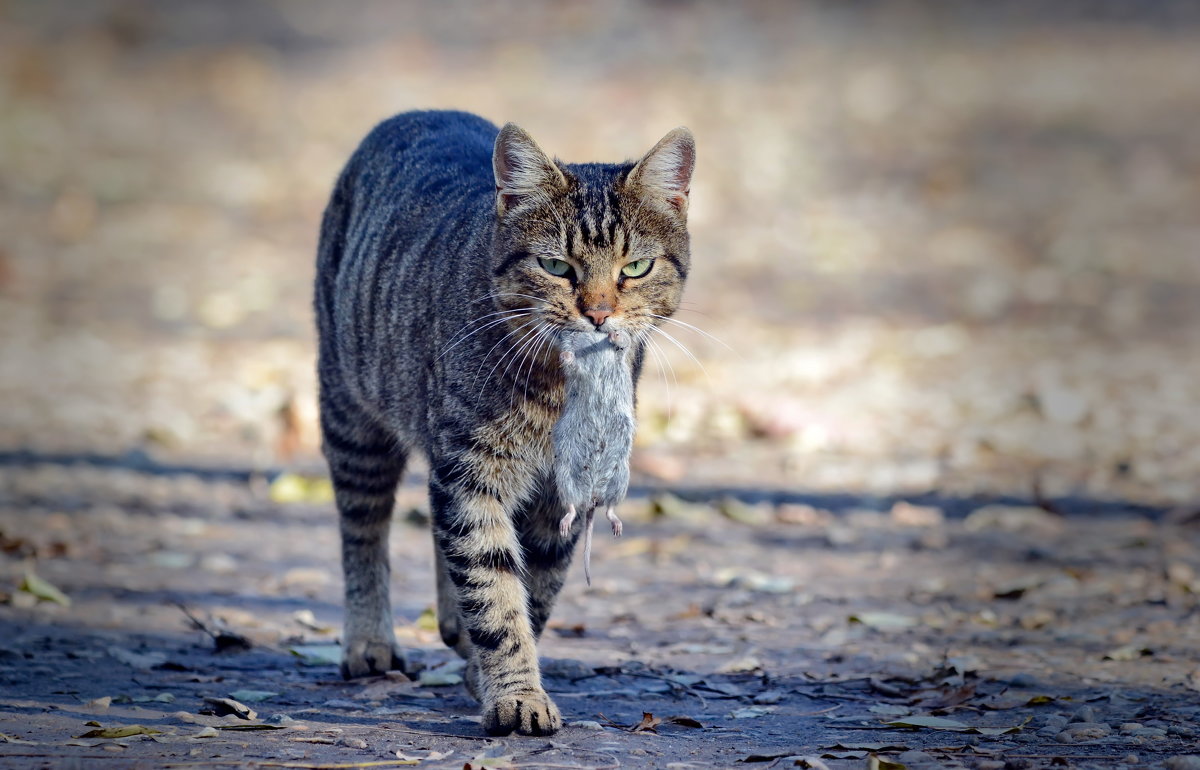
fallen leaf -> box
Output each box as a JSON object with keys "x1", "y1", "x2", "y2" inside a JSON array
[
  {"x1": 883, "y1": 715, "x2": 1031, "y2": 735},
  {"x1": 869, "y1": 705, "x2": 912, "y2": 716},
  {"x1": 793, "y1": 758, "x2": 833, "y2": 769},
  {"x1": 0, "y1": 732, "x2": 37, "y2": 745},
  {"x1": 631, "y1": 712, "x2": 662, "y2": 733},
  {"x1": 107, "y1": 647, "x2": 167, "y2": 670},
  {"x1": 849, "y1": 612, "x2": 918, "y2": 631},
  {"x1": 822, "y1": 743, "x2": 910, "y2": 752},
  {"x1": 1103, "y1": 644, "x2": 1151, "y2": 661},
  {"x1": 191, "y1": 726, "x2": 219, "y2": 738},
  {"x1": 202, "y1": 697, "x2": 256, "y2": 720},
  {"x1": 415, "y1": 607, "x2": 439, "y2": 631},
  {"x1": 269, "y1": 473, "x2": 334, "y2": 504},
  {"x1": 228, "y1": 689, "x2": 279, "y2": 703},
  {"x1": 288, "y1": 644, "x2": 342, "y2": 666},
  {"x1": 913, "y1": 682, "x2": 976, "y2": 709},
  {"x1": 667, "y1": 715, "x2": 704, "y2": 728},
  {"x1": 19, "y1": 572, "x2": 70, "y2": 606},
  {"x1": 717, "y1": 655, "x2": 763, "y2": 674},
  {"x1": 417, "y1": 662, "x2": 463, "y2": 687},
  {"x1": 731, "y1": 706, "x2": 772, "y2": 719},
  {"x1": 86, "y1": 696, "x2": 112, "y2": 710},
  {"x1": 868, "y1": 756, "x2": 907, "y2": 770},
  {"x1": 292, "y1": 609, "x2": 333, "y2": 633},
  {"x1": 75, "y1": 725, "x2": 163, "y2": 739},
  {"x1": 884, "y1": 716, "x2": 970, "y2": 731}
]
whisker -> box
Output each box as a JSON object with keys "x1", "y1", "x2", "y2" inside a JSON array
[
  {"x1": 638, "y1": 328, "x2": 673, "y2": 425},
  {"x1": 514, "y1": 323, "x2": 556, "y2": 408},
  {"x1": 649, "y1": 313, "x2": 738, "y2": 356},
  {"x1": 438, "y1": 310, "x2": 534, "y2": 360},
  {"x1": 651, "y1": 325, "x2": 711, "y2": 382},
  {"x1": 473, "y1": 319, "x2": 537, "y2": 395},
  {"x1": 471, "y1": 291, "x2": 552, "y2": 306},
  {"x1": 499, "y1": 321, "x2": 549, "y2": 403}
]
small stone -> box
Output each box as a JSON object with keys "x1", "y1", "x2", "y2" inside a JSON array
[
  {"x1": 1056, "y1": 723, "x2": 1111, "y2": 743},
  {"x1": 1120, "y1": 722, "x2": 1144, "y2": 734},
  {"x1": 752, "y1": 689, "x2": 785, "y2": 705},
  {"x1": 1044, "y1": 714, "x2": 1070, "y2": 729},
  {"x1": 540, "y1": 658, "x2": 594, "y2": 680},
  {"x1": 1165, "y1": 757, "x2": 1200, "y2": 770},
  {"x1": 1169, "y1": 725, "x2": 1197, "y2": 739},
  {"x1": 1130, "y1": 727, "x2": 1167, "y2": 739},
  {"x1": 567, "y1": 720, "x2": 604, "y2": 731},
  {"x1": 1007, "y1": 672, "x2": 1041, "y2": 688},
  {"x1": 338, "y1": 736, "x2": 368, "y2": 749},
  {"x1": 1070, "y1": 705, "x2": 1098, "y2": 723},
  {"x1": 1121, "y1": 756, "x2": 1139, "y2": 765},
  {"x1": 265, "y1": 714, "x2": 299, "y2": 725}
]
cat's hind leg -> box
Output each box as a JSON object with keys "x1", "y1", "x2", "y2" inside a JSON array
[{"x1": 320, "y1": 392, "x2": 408, "y2": 679}]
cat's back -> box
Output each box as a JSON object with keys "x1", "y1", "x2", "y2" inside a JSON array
[
  {"x1": 344, "y1": 110, "x2": 498, "y2": 225},
  {"x1": 316, "y1": 110, "x2": 501, "y2": 420}
]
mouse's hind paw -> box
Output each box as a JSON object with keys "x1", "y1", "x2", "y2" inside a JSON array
[{"x1": 605, "y1": 507, "x2": 623, "y2": 537}]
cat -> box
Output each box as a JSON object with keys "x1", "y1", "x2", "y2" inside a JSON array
[{"x1": 314, "y1": 110, "x2": 694, "y2": 736}]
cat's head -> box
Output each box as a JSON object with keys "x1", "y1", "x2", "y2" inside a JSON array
[{"x1": 489, "y1": 123, "x2": 695, "y2": 351}]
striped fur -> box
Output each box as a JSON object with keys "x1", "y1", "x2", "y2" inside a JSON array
[{"x1": 314, "y1": 110, "x2": 694, "y2": 736}]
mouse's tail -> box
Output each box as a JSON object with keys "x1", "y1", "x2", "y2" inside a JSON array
[{"x1": 583, "y1": 515, "x2": 594, "y2": 586}]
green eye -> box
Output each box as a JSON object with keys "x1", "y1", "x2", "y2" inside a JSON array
[
  {"x1": 538, "y1": 257, "x2": 572, "y2": 277},
  {"x1": 621, "y1": 258, "x2": 654, "y2": 278}
]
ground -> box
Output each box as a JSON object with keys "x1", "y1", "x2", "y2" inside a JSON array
[
  {"x1": 3, "y1": 1, "x2": 1200, "y2": 768},
  {"x1": 3, "y1": 464, "x2": 1200, "y2": 768}
]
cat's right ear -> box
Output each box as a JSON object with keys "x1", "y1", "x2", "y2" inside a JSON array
[{"x1": 493, "y1": 123, "x2": 566, "y2": 216}]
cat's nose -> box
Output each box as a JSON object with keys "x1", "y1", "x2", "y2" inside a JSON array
[{"x1": 583, "y1": 308, "x2": 613, "y2": 327}]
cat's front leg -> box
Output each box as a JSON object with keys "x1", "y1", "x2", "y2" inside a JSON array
[{"x1": 429, "y1": 459, "x2": 562, "y2": 736}]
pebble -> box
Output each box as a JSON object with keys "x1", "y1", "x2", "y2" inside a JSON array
[
  {"x1": 1170, "y1": 724, "x2": 1198, "y2": 739},
  {"x1": 1129, "y1": 727, "x2": 1167, "y2": 739},
  {"x1": 1044, "y1": 714, "x2": 1070, "y2": 729},
  {"x1": 567, "y1": 720, "x2": 605, "y2": 731},
  {"x1": 265, "y1": 714, "x2": 299, "y2": 725},
  {"x1": 1055, "y1": 722, "x2": 1112, "y2": 743},
  {"x1": 1007, "y1": 672, "x2": 1040, "y2": 688},
  {"x1": 337, "y1": 737, "x2": 368, "y2": 750},
  {"x1": 1120, "y1": 722, "x2": 1144, "y2": 734},
  {"x1": 896, "y1": 750, "x2": 938, "y2": 768},
  {"x1": 1165, "y1": 758, "x2": 1200, "y2": 770},
  {"x1": 1122, "y1": 755, "x2": 1139, "y2": 765},
  {"x1": 1070, "y1": 705, "x2": 1098, "y2": 723}
]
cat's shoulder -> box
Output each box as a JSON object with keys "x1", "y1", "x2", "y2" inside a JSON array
[{"x1": 359, "y1": 110, "x2": 499, "y2": 157}]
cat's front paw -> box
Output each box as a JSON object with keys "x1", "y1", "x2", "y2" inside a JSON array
[
  {"x1": 340, "y1": 637, "x2": 408, "y2": 679},
  {"x1": 482, "y1": 689, "x2": 562, "y2": 736}
]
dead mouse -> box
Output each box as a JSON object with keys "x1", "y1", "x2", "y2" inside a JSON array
[{"x1": 553, "y1": 329, "x2": 635, "y2": 584}]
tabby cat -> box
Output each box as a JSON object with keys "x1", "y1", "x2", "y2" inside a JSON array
[{"x1": 314, "y1": 110, "x2": 695, "y2": 736}]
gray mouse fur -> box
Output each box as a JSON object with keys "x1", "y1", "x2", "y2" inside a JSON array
[{"x1": 553, "y1": 329, "x2": 635, "y2": 584}]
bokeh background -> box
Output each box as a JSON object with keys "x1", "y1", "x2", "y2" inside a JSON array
[{"x1": 4, "y1": 0, "x2": 1200, "y2": 506}]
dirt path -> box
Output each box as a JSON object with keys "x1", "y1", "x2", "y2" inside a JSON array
[{"x1": 3, "y1": 464, "x2": 1200, "y2": 769}]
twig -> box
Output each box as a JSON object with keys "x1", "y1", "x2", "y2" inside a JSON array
[
  {"x1": 377, "y1": 724, "x2": 494, "y2": 741},
  {"x1": 158, "y1": 758, "x2": 422, "y2": 762}
]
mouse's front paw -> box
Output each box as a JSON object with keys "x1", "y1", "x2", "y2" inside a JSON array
[
  {"x1": 482, "y1": 689, "x2": 562, "y2": 736},
  {"x1": 558, "y1": 505, "x2": 577, "y2": 538}
]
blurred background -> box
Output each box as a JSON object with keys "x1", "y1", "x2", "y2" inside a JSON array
[{"x1": 3, "y1": 0, "x2": 1199, "y2": 506}]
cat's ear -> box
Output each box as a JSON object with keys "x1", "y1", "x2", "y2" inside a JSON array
[
  {"x1": 627, "y1": 127, "x2": 695, "y2": 217},
  {"x1": 493, "y1": 123, "x2": 566, "y2": 216}
]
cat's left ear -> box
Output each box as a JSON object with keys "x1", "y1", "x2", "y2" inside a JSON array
[
  {"x1": 493, "y1": 123, "x2": 566, "y2": 216},
  {"x1": 627, "y1": 127, "x2": 695, "y2": 217}
]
